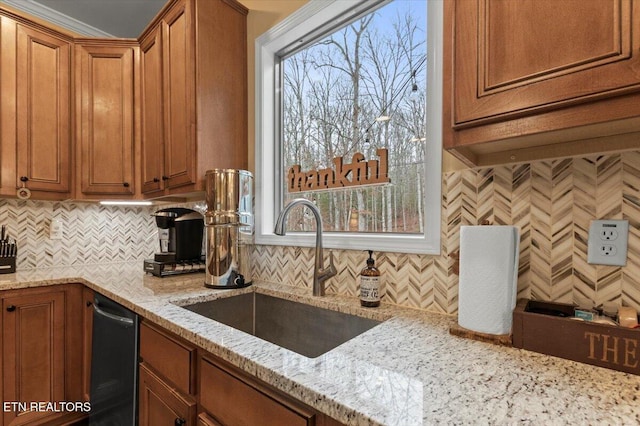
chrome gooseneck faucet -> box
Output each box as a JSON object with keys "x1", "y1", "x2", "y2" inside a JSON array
[{"x1": 274, "y1": 198, "x2": 336, "y2": 296}]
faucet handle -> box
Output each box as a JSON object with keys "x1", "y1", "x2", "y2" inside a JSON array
[{"x1": 325, "y1": 250, "x2": 337, "y2": 276}]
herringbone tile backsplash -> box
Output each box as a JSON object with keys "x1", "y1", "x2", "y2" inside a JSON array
[
  {"x1": 3, "y1": 150, "x2": 640, "y2": 314},
  {"x1": 252, "y1": 151, "x2": 640, "y2": 314},
  {"x1": 0, "y1": 199, "x2": 157, "y2": 269}
]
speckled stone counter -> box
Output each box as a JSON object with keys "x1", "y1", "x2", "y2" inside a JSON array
[{"x1": 1, "y1": 262, "x2": 639, "y2": 425}]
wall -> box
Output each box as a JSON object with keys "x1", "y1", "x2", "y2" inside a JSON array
[
  {"x1": 239, "y1": 0, "x2": 308, "y2": 174},
  {"x1": 0, "y1": 199, "x2": 156, "y2": 269},
  {"x1": 3, "y1": 150, "x2": 639, "y2": 314},
  {"x1": 251, "y1": 150, "x2": 640, "y2": 314}
]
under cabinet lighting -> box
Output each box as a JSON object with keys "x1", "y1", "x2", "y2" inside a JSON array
[{"x1": 99, "y1": 200, "x2": 153, "y2": 206}]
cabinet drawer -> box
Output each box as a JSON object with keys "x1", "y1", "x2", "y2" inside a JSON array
[
  {"x1": 199, "y1": 355, "x2": 315, "y2": 426},
  {"x1": 140, "y1": 321, "x2": 195, "y2": 395}
]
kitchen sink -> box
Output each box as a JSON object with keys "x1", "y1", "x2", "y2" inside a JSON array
[{"x1": 181, "y1": 293, "x2": 382, "y2": 358}]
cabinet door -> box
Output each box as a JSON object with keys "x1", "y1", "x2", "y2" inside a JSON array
[
  {"x1": 77, "y1": 43, "x2": 136, "y2": 195},
  {"x1": 450, "y1": 0, "x2": 640, "y2": 127},
  {"x1": 16, "y1": 24, "x2": 71, "y2": 194},
  {"x1": 140, "y1": 26, "x2": 165, "y2": 195},
  {"x1": 2, "y1": 289, "x2": 66, "y2": 425},
  {"x1": 162, "y1": 0, "x2": 196, "y2": 190},
  {"x1": 139, "y1": 363, "x2": 196, "y2": 426}
]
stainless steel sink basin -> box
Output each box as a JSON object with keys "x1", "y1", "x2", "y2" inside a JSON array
[{"x1": 182, "y1": 293, "x2": 382, "y2": 358}]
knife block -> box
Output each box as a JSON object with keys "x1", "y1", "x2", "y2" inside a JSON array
[{"x1": 0, "y1": 257, "x2": 16, "y2": 274}]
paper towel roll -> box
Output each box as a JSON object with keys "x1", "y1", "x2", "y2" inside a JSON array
[{"x1": 458, "y1": 226, "x2": 520, "y2": 335}]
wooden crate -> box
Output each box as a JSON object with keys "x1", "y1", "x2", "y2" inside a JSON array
[{"x1": 512, "y1": 299, "x2": 640, "y2": 375}]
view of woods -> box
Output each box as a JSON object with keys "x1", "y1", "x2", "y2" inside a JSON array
[{"x1": 281, "y1": 0, "x2": 428, "y2": 234}]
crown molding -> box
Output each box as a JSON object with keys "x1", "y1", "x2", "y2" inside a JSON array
[{"x1": 0, "y1": 0, "x2": 114, "y2": 37}]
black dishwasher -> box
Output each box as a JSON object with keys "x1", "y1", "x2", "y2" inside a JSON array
[{"x1": 89, "y1": 293, "x2": 139, "y2": 426}]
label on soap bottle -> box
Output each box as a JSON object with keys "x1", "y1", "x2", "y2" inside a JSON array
[{"x1": 360, "y1": 276, "x2": 380, "y2": 303}]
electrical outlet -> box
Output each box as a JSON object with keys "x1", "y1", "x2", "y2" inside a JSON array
[
  {"x1": 49, "y1": 219, "x2": 63, "y2": 240},
  {"x1": 600, "y1": 229, "x2": 618, "y2": 241},
  {"x1": 600, "y1": 244, "x2": 617, "y2": 256},
  {"x1": 587, "y1": 220, "x2": 629, "y2": 266}
]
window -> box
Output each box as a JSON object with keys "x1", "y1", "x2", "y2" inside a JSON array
[{"x1": 255, "y1": 0, "x2": 442, "y2": 254}]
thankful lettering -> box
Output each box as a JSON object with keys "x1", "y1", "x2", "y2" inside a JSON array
[{"x1": 287, "y1": 148, "x2": 390, "y2": 192}]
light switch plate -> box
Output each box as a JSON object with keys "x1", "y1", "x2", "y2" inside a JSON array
[{"x1": 587, "y1": 219, "x2": 629, "y2": 266}]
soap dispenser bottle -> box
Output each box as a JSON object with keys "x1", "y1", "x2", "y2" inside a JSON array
[{"x1": 360, "y1": 250, "x2": 381, "y2": 307}]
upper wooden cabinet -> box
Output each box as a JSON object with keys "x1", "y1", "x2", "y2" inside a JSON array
[
  {"x1": 75, "y1": 40, "x2": 139, "y2": 198},
  {"x1": 443, "y1": 0, "x2": 640, "y2": 167},
  {"x1": 140, "y1": 0, "x2": 248, "y2": 197},
  {"x1": 0, "y1": 13, "x2": 72, "y2": 199},
  {"x1": 1, "y1": 0, "x2": 248, "y2": 200}
]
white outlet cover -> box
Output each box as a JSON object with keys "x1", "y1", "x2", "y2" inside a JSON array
[
  {"x1": 50, "y1": 219, "x2": 63, "y2": 240},
  {"x1": 587, "y1": 219, "x2": 629, "y2": 266}
]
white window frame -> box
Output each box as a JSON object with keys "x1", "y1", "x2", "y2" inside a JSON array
[{"x1": 255, "y1": 0, "x2": 442, "y2": 255}]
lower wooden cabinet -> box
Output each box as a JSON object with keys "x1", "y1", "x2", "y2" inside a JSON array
[
  {"x1": 198, "y1": 354, "x2": 343, "y2": 426},
  {"x1": 138, "y1": 320, "x2": 197, "y2": 426},
  {"x1": 139, "y1": 321, "x2": 196, "y2": 396},
  {"x1": 0, "y1": 286, "x2": 345, "y2": 426},
  {"x1": 139, "y1": 321, "x2": 343, "y2": 426},
  {"x1": 2, "y1": 288, "x2": 65, "y2": 426},
  {"x1": 139, "y1": 364, "x2": 197, "y2": 426},
  {"x1": 199, "y1": 355, "x2": 313, "y2": 426},
  {"x1": 0, "y1": 284, "x2": 86, "y2": 426}
]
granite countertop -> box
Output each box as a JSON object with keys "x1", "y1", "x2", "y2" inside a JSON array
[{"x1": 1, "y1": 262, "x2": 639, "y2": 425}]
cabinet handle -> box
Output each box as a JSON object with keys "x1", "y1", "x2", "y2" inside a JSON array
[
  {"x1": 153, "y1": 177, "x2": 160, "y2": 183},
  {"x1": 174, "y1": 418, "x2": 186, "y2": 426},
  {"x1": 86, "y1": 301, "x2": 93, "y2": 307},
  {"x1": 6, "y1": 305, "x2": 15, "y2": 312},
  {"x1": 123, "y1": 182, "x2": 130, "y2": 188},
  {"x1": 162, "y1": 176, "x2": 169, "y2": 181}
]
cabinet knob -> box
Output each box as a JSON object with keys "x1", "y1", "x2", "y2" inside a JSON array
[
  {"x1": 19, "y1": 176, "x2": 28, "y2": 182},
  {"x1": 174, "y1": 418, "x2": 186, "y2": 426},
  {"x1": 6, "y1": 305, "x2": 15, "y2": 312},
  {"x1": 162, "y1": 176, "x2": 169, "y2": 181},
  {"x1": 153, "y1": 177, "x2": 160, "y2": 183},
  {"x1": 86, "y1": 301, "x2": 93, "y2": 307},
  {"x1": 123, "y1": 182, "x2": 130, "y2": 188}
]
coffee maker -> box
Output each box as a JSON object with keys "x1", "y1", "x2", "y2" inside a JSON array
[{"x1": 144, "y1": 207, "x2": 205, "y2": 277}]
